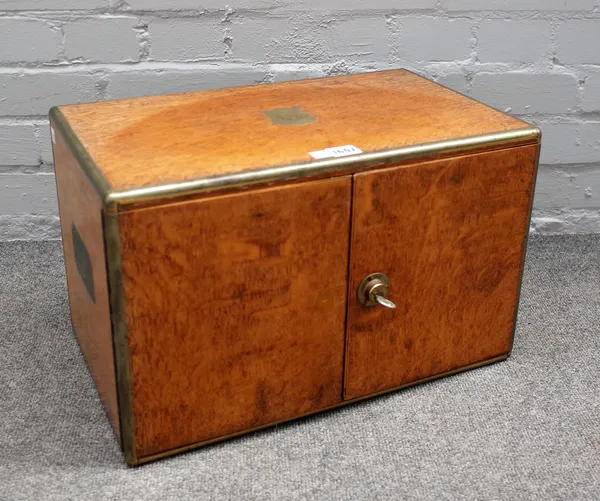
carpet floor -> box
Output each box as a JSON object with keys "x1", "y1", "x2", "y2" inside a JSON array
[{"x1": 0, "y1": 235, "x2": 599, "y2": 500}]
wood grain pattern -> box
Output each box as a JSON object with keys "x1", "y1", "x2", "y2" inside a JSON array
[
  {"x1": 344, "y1": 145, "x2": 539, "y2": 400},
  {"x1": 118, "y1": 177, "x2": 352, "y2": 458},
  {"x1": 51, "y1": 122, "x2": 120, "y2": 437},
  {"x1": 58, "y1": 69, "x2": 532, "y2": 192}
]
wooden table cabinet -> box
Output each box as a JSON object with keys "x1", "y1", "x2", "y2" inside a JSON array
[{"x1": 50, "y1": 69, "x2": 540, "y2": 465}]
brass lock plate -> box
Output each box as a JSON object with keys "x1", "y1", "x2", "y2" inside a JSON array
[{"x1": 358, "y1": 272, "x2": 390, "y2": 307}]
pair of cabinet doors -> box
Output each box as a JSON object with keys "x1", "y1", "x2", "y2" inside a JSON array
[{"x1": 120, "y1": 144, "x2": 537, "y2": 458}]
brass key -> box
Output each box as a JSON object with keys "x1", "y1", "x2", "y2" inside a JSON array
[{"x1": 358, "y1": 273, "x2": 397, "y2": 309}]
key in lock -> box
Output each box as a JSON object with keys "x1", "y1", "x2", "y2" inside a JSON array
[{"x1": 357, "y1": 273, "x2": 397, "y2": 309}]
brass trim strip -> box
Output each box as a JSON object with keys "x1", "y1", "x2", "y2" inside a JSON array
[
  {"x1": 51, "y1": 107, "x2": 136, "y2": 461},
  {"x1": 134, "y1": 353, "x2": 509, "y2": 466},
  {"x1": 508, "y1": 139, "x2": 542, "y2": 353},
  {"x1": 103, "y1": 210, "x2": 137, "y2": 466},
  {"x1": 107, "y1": 127, "x2": 540, "y2": 208},
  {"x1": 49, "y1": 107, "x2": 112, "y2": 200},
  {"x1": 52, "y1": 100, "x2": 539, "y2": 209}
]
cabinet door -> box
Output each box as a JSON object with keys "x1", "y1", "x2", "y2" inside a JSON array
[
  {"x1": 119, "y1": 177, "x2": 352, "y2": 458},
  {"x1": 344, "y1": 146, "x2": 538, "y2": 400}
]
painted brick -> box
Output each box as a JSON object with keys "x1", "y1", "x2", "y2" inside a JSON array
[
  {"x1": 38, "y1": 122, "x2": 54, "y2": 165},
  {"x1": 0, "y1": 72, "x2": 102, "y2": 116},
  {"x1": 534, "y1": 165, "x2": 600, "y2": 209},
  {"x1": 394, "y1": 17, "x2": 471, "y2": 62},
  {"x1": 0, "y1": 19, "x2": 62, "y2": 63},
  {"x1": 270, "y1": 64, "x2": 326, "y2": 83},
  {"x1": 0, "y1": 123, "x2": 40, "y2": 165},
  {"x1": 288, "y1": 0, "x2": 438, "y2": 8},
  {"x1": 231, "y1": 15, "x2": 389, "y2": 63},
  {"x1": 478, "y1": 20, "x2": 550, "y2": 63},
  {"x1": 582, "y1": 74, "x2": 600, "y2": 113},
  {"x1": 445, "y1": 0, "x2": 595, "y2": 10},
  {"x1": 557, "y1": 21, "x2": 600, "y2": 65},
  {"x1": 64, "y1": 17, "x2": 140, "y2": 63},
  {"x1": 326, "y1": 18, "x2": 390, "y2": 63},
  {"x1": 105, "y1": 67, "x2": 267, "y2": 100},
  {"x1": 0, "y1": 174, "x2": 57, "y2": 215},
  {"x1": 470, "y1": 73, "x2": 577, "y2": 114},
  {"x1": 124, "y1": 0, "x2": 436, "y2": 9},
  {"x1": 0, "y1": 0, "x2": 107, "y2": 9},
  {"x1": 229, "y1": 16, "x2": 322, "y2": 64},
  {"x1": 435, "y1": 74, "x2": 468, "y2": 94},
  {"x1": 124, "y1": 0, "x2": 278, "y2": 9},
  {"x1": 149, "y1": 18, "x2": 225, "y2": 62},
  {"x1": 539, "y1": 123, "x2": 600, "y2": 165}
]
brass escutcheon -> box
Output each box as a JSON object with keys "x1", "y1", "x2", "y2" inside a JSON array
[{"x1": 358, "y1": 272, "x2": 396, "y2": 309}]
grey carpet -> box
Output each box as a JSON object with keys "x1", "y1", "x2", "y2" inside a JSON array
[{"x1": 0, "y1": 235, "x2": 599, "y2": 501}]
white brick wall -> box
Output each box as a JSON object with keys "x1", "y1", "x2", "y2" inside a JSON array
[
  {"x1": 539, "y1": 124, "x2": 600, "y2": 165},
  {"x1": 392, "y1": 17, "x2": 472, "y2": 62},
  {"x1": 0, "y1": 71, "x2": 102, "y2": 115},
  {"x1": 470, "y1": 73, "x2": 578, "y2": 114},
  {"x1": 0, "y1": 19, "x2": 62, "y2": 63},
  {"x1": 63, "y1": 17, "x2": 141, "y2": 63},
  {"x1": 0, "y1": 0, "x2": 107, "y2": 10},
  {"x1": 0, "y1": 0, "x2": 599, "y2": 239},
  {"x1": 556, "y1": 21, "x2": 600, "y2": 64},
  {"x1": 477, "y1": 20, "x2": 551, "y2": 63},
  {"x1": 0, "y1": 122, "x2": 41, "y2": 165},
  {"x1": 231, "y1": 15, "x2": 390, "y2": 63},
  {"x1": 582, "y1": 74, "x2": 600, "y2": 112},
  {"x1": 0, "y1": 174, "x2": 58, "y2": 215},
  {"x1": 445, "y1": 0, "x2": 596, "y2": 10},
  {"x1": 104, "y1": 65, "x2": 266, "y2": 100},
  {"x1": 149, "y1": 18, "x2": 225, "y2": 61}
]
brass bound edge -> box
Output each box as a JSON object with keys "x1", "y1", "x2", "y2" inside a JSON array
[
  {"x1": 51, "y1": 103, "x2": 540, "y2": 210},
  {"x1": 49, "y1": 107, "x2": 112, "y2": 202},
  {"x1": 135, "y1": 353, "x2": 509, "y2": 466},
  {"x1": 107, "y1": 127, "x2": 540, "y2": 208},
  {"x1": 508, "y1": 140, "x2": 542, "y2": 354},
  {"x1": 51, "y1": 107, "x2": 137, "y2": 463},
  {"x1": 103, "y1": 212, "x2": 137, "y2": 466}
]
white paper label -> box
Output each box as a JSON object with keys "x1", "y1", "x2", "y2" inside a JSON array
[
  {"x1": 309, "y1": 145, "x2": 362, "y2": 160},
  {"x1": 50, "y1": 127, "x2": 56, "y2": 144}
]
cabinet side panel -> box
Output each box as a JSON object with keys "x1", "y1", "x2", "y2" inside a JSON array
[
  {"x1": 119, "y1": 177, "x2": 352, "y2": 459},
  {"x1": 345, "y1": 145, "x2": 539, "y2": 400},
  {"x1": 52, "y1": 122, "x2": 120, "y2": 438}
]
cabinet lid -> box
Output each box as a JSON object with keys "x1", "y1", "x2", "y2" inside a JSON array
[{"x1": 51, "y1": 69, "x2": 539, "y2": 208}]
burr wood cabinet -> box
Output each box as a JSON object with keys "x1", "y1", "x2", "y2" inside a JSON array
[{"x1": 50, "y1": 69, "x2": 541, "y2": 465}]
